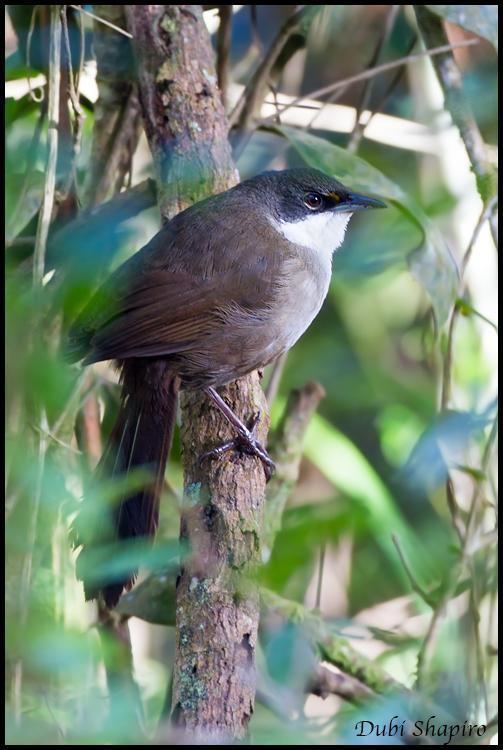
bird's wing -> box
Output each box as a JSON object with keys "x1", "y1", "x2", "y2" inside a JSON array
[
  {"x1": 71, "y1": 260, "x2": 282, "y2": 364},
  {"x1": 81, "y1": 270, "x2": 225, "y2": 362},
  {"x1": 67, "y1": 199, "x2": 286, "y2": 364}
]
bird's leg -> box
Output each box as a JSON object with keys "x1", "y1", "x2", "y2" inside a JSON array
[{"x1": 199, "y1": 386, "x2": 275, "y2": 480}]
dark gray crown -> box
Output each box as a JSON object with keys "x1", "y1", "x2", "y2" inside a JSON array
[{"x1": 238, "y1": 168, "x2": 351, "y2": 222}]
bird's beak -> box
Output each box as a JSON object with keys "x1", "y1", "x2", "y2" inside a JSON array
[{"x1": 344, "y1": 191, "x2": 387, "y2": 211}]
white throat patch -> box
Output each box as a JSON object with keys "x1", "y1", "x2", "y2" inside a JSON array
[{"x1": 272, "y1": 211, "x2": 353, "y2": 256}]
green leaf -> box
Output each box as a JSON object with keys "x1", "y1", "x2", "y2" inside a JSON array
[
  {"x1": 276, "y1": 124, "x2": 404, "y2": 200},
  {"x1": 116, "y1": 565, "x2": 178, "y2": 625},
  {"x1": 275, "y1": 125, "x2": 460, "y2": 326},
  {"x1": 262, "y1": 501, "x2": 357, "y2": 593},
  {"x1": 303, "y1": 412, "x2": 424, "y2": 574},
  {"x1": 455, "y1": 297, "x2": 498, "y2": 331},
  {"x1": 426, "y1": 5, "x2": 498, "y2": 51},
  {"x1": 5, "y1": 45, "x2": 44, "y2": 80},
  {"x1": 455, "y1": 464, "x2": 486, "y2": 481},
  {"x1": 5, "y1": 171, "x2": 45, "y2": 242},
  {"x1": 401, "y1": 409, "x2": 492, "y2": 492},
  {"x1": 75, "y1": 538, "x2": 182, "y2": 587}
]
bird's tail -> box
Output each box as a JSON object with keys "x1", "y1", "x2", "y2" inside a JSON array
[{"x1": 76, "y1": 360, "x2": 179, "y2": 608}]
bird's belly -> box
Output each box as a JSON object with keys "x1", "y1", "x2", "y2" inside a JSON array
[
  {"x1": 265, "y1": 281, "x2": 326, "y2": 359},
  {"x1": 232, "y1": 266, "x2": 330, "y2": 375}
]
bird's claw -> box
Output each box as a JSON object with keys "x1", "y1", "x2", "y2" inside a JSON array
[{"x1": 199, "y1": 411, "x2": 275, "y2": 481}]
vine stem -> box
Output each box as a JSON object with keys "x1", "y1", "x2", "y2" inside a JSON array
[
  {"x1": 414, "y1": 6, "x2": 496, "y2": 208},
  {"x1": 418, "y1": 188, "x2": 498, "y2": 696},
  {"x1": 33, "y1": 5, "x2": 61, "y2": 288},
  {"x1": 13, "y1": 5, "x2": 62, "y2": 722},
  {"x1": 440, "y1": 196, "x2": 498, "y2": 411},
  {"x1": 260, "y1": 38, "x2": 479, "y2": 125},
  {"x1": 68, "y1": 4, "x2": 132, "y2": 38}
]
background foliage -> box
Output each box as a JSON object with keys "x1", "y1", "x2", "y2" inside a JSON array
[{"x1": 5, "y1": 5, "x2": 498, "y2": 744}]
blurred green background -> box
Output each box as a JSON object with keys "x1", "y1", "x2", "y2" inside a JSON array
[{"x1": 5, "y1": 5, "x2": 498, "y2": 745}]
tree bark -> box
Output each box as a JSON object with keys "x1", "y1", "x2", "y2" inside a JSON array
[
  {"x1": 125, "y1": 6, "x2": 267, "y2": 740},
  {"x1": 126, "y1": 5, "x2": 238, "y2": 221}
]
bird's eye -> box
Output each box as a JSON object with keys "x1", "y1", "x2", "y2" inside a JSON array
[{"x1": 304, "y1": 193, "x2": 323, "y2": 210}]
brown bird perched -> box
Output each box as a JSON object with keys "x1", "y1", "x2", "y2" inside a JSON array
[{"x1": 67, "y1": 167, "x2": 385, "y2": 606}]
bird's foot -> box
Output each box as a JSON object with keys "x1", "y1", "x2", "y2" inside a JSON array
[{"x1": 200, "y1": 412, "x2": 275, "y2": 481}]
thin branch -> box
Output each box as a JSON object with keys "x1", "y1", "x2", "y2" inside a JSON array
[
  {"x1": 263, "y1": 588, "x2": 459, "y2": 732},
  {"x1": 306, "y1": 84, "x2": 350, "y2": 130},
  {"x1": 30, "y1": 422, "x2": 82, "y2": 455},
  {"x1": 74, "y1": 3, "x2": 86, "y2": 95},
  {"x1": 464, "y1": 411, "x2": 498, "y2": 541},
  {"x1": 468, "y1": 570, "x2": 489, "y2": 720},
  {"x1": 421, "y1": 194, "x2": 499, "y2": 691},
  {"x1": 445, "y1": 476, "x2": 465, "y2": 545},
  {"x1": 361, "y1": 36, "x2": 417, "y2": 131},
  {"x1": 26, "y1": 6, "x2": 44, "y2": 102},
  {"x1": 83, "y1": 5, "x2": 142, "y2": 207},
  {"x1": 267, "y1": 81, "x2": 283, "y2": 125},
  {"x1": 62, "y1": 7, "x2": 84, "y2": 118},
  {"x1": 264, "y1": 382, "x2": 326, "y2": 553},
  {"x1": 417, "y1": 411, "x2": 499, "y2": 689},
  {"x1": 261, "y1": 38, "x2": 480, "y2": 126},
  {"x1": 262, "y1": 589, "x2": 402, "y2": 694},
  {"x1": 488, "y1": 210, "x2": 498, "y2": 248},
  {"x1": 33, "y1": 6, "x2": 61, "y2": 287},
  {"x1": 314, "y1": 543, "x2": 326, "y2": 611},
  {"x1": 392, "y1": 534, "x2": 436, "y2": 608},
  {"x1": 68, "y1": 4, "x2": 132, "y2": 38},
  {"x1": 50, "y1": 370, "x2": 88, "y2": 437},
  {"x1": 308, "y1": 663, "x2": 375, "y2": 704},
  {"x1": 216, "y1": 5, "x2": 232, "y2": 111},
  {"x1": 61, "y1": 5, "x2": 85, "y2": 201},
  {"x1": 456, "y1": 299, "x2": 498, "y2": 334},
  {"x1": 75, "y1": 6, "x2": 147, "y2": 726},
  {"x1": 249, "y1": 5, "x2": 263, "y2": 55},
  {"x1": 414, "y1": 6, "x2": 496, "y2": 206},
  {"x1": 460, "y1": 196, "x2": 498, "y2": 277},
  {"x1": 441, "y1": 196, "x2": 498, "y2": 411},
  {"x1": 416, "y1": 569, "x2": 458, "y2": 689},
  {"x1": 347, "y1": 4, "x2": 400, "y2": 153},
  {"x1": 264, "y1": 352, "x2": 288, "y2": 405},
  {"x1": 230, "y1": 6, "x2": 317, "y2": 133}
]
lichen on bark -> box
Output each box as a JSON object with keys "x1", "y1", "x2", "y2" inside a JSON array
[{"x1": 126, "y1": 5, "x2": 238, "y2": 221}]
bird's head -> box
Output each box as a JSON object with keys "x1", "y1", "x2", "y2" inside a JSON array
[{"x1": 243, "y1": 167, "x2": 386, "y2": 256}]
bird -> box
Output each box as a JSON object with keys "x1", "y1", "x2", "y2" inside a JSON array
[{"x1": 67, "y1": 167, "x2": 385, "y2": 607}]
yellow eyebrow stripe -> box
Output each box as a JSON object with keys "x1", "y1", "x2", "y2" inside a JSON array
[{"x1": 327, "y1": 191, "x2": 341, "y2": 202}]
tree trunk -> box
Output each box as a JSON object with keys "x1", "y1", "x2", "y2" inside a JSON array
[{"x1": 125, "y1": 5, "x2": 267, "y2": 740}]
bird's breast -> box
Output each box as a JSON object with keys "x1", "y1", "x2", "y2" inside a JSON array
[{"x1": 265, "y1": 251, "x2": 332, "y2": 358}]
